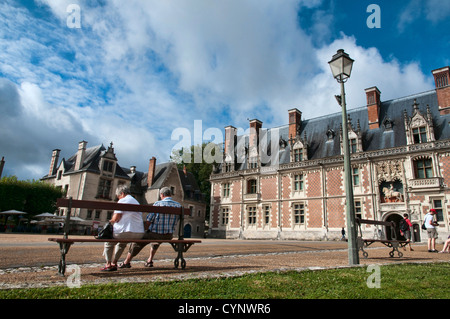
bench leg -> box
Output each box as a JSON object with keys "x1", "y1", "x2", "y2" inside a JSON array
[
  {"x1": 57, "y1": 242, "x2": 72, "y2": 276},
  {"x1": 389, "y1": 242, "x2": 403, "y2": 258},
  {"x1": 357, "y1": 237, "x2": 369, "y2": 258},
  {"x1": 170, "y1": 242, "x2": 194, "y2": 270}
]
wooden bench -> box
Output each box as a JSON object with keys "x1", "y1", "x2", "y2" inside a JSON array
[
  {"x1": 48, "y1": 197, "x2": 201, "y2": 276},
  {"x1": 356, "y1": 218, "x2": 408, "y2": 258}
]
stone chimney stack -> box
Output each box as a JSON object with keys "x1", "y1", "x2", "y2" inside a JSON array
[
  {"x1": 288, "y1": 108, "x2": 302, "y2": 139},
  {"x1": 49, "y1": 149, "x2": 60, "y2": 176},
  {"x1": 75, "y1": 141, "x2": 87, "y2": 171},
  {"x1": 147, "y1": 157, "x2": 156, "y2": 186},
  {"x1": 365, "y1": 86, "x2": 381, "y2": 129},
  {"x1": 432, "y1": 66, "x2": 450, "y2": 115},
  {"x1": 224, "y1": 125, "x2": 237, "y2": 159},
  {"x1": 249, "y1": 119, "x2": 262, "y2": 151}
]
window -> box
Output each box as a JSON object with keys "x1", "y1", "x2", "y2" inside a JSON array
[
  {"x1": 107, "y1": 211, "x2": 113, "y2": 220},
  {"x1": 263, "y1": 205, "x2": 270, "y2": 225},
  {"x1": 294, "y1": 148, "x2": 303, "y2": 162},
  {"x1": 414, "y1": 158, "x2": 433, "y2": 179},
  {"x1": 95, "y1": 210, "x2": 101, "y2": 219},
  {"x1": 350, "y1": 138, "x2": 357, "y2": 153},
  {"x1": 87, "y1": 210, "x2": 93, "y2": 219},
  {"x1": 248, "y1": 206, "x2": 257, "y2": 225},
  {"x1": 221, "y1": 207, "x2": 229, "y2": 225},
  {"x1": 354, "y1": 200, "x2": 362, "y2": 220},
  {"x1": 103, "y1": 160, "x2": 114, "y2": 172},
  {"x1": 352, "y1": 168, "x2": 359, "y2": 186},
  {"x1": 222, "y1": 183, "x2": 230, "y2": 197},
  {"x1": 249, "y1": 157, "x2": 258, "y2": 169},
  {"x1": 412, "y1": 127, "x2": 427, "y2": 143},
  {"x1": 247, "y1": 179, "x2": 257, "y2": 194},
  {"x1": 293, "y1": 203, "x2": 305, "y2": 224},
  {"x1": 97, "y1": 178, "x2": 112, "y2": 199},
  {"x1": 432, "y1": 199, "x2": 444, "y2": 222},
  {"x1": 294, "y1": 174, "x2": 304, "y2": 191}
]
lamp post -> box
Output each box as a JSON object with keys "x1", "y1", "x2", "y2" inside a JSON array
[{"x1": 328, "y1": 49, "x2": 359, "y2": 265}]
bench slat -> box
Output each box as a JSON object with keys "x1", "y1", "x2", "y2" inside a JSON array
[
  {"x1": 57, "y1": 198, "x2": 191, "y2": 215},
  {"x1": 48, "y1": 238, "x2": 201, "y2": 244}
]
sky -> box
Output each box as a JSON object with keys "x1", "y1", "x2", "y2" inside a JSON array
[{"x1": 0, "y1": 0, "x2": 449, "y2": 180}]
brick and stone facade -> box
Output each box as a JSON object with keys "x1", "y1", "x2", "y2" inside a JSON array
[{"x1": 209, "y1": 66, "x2": 450, "y2": 242}]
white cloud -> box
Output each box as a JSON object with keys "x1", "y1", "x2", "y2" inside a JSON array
[{"x1": 0, "y1": 0, "x2": 438, "y2": 180}]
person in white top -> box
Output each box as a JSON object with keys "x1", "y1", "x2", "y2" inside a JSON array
[
  {"x1": 102, "y1": 185, "x2": 144, "y2": 271},
  {"x1": 424, "y1": 209, "x2": 439, "y2": 253}
]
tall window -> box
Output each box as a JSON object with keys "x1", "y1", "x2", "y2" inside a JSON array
[
  {"x1": 350, "y1": 138, "x2": 357, "y2": 153},
  {"x1": 414, "y1": 158, "x2": 433, "y2": 179},
  {"x1": 294, "y1": 174, "x2": 304, "y2": 191},
  {"x1": 247, "y1": 179, "x2": 257, "y2": 194},
  {"x1": 354, "y1": 200, "x2": 362, "y2": 220},
  {"x1": 412, "y1": 127, "x2": 427, "y2": 144},
  {"x1": 248, "y1": 206, "x2": 257, "y2": 225},
  {"x1": 222, "y1": 183, "x2": 230, "y2": 197},
  {"x1": 263, "y1": 205, "x2": 270, "y2": 225},
  {"x1": 221, "y1": 207, "x2": 229, "y2": 225},
  {"x1": 352, "y1": 168, "x2": 359, "y2": 186},
  {"x1": 293, "y1": 203, "x2": 305, "y2": 224}
]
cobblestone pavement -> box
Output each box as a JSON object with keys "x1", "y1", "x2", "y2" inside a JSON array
[{"x1": 0, "y1": 234, "x2": 449, "y2": 289}]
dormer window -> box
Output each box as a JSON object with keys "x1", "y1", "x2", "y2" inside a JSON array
[
  {"x1": 290, "y1": 133, "x2": 308, "y2": 162},
  {"x1": 340, "y1": 116, "x2": 362, "y2": 154},
  {"x1": 404, "y1": 100, "x2": 435, "y2": 145},
  {"x1": 412, "y1": 127, "x2": 427, "y2": 143}
]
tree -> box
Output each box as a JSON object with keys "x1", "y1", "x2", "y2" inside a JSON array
[
  {"x1": 0, "y1": 176, "x2": 63, "y2": 217},
  {"x1": 171, "y1": 143, "x2": 221, "y2": 220}
]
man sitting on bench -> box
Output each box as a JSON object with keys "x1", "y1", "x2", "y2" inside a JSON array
[{"x1": 119, "y1": 187, "x2": 181, "y2": 268}]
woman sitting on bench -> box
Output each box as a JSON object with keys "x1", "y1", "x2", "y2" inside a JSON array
[{"x1": 101, "y1": 185, "x2": 145, "y2": 271}]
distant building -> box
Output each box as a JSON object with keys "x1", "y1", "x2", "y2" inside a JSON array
[
  {"x1": 42, "y1": 142, "x2": 206, "y2": 237},
  {"x1": 209, "y1": 66, "x2": 450, "y2": 242}
]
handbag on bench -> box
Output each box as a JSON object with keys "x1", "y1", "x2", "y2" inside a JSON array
[{"x1": 96, "y1": 222, "x2": 113, "y2": 239}]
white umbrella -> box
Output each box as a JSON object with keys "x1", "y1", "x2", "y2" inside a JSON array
[
  {"x1": 0, "y1": 210, "x2": 27, "y2": 215},
  {"x1": 35, "y1": 212, "x2": 59, "y2": 218}
]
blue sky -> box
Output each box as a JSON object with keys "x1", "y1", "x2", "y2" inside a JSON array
[{"x1": 0, "y1": 0, "x2": 449, "y2": 180}]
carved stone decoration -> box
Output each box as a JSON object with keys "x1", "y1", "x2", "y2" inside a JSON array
[
  {"x1": 376, "y1": 159, "x2": 405, "y2": 203},
  {"x1": 375, "y1": 159, "x2": 404, "y2": 184}
]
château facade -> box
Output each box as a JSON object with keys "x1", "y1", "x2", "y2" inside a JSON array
[{"x1": 209, "y1": 66, "x2": 450, "y2": 242}]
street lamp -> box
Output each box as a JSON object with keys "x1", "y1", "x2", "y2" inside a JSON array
[{"x1": 328, "y1": 49, "x2": 359, "y2": 265}]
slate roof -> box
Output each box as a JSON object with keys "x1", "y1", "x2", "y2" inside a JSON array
[
  {"x1": 223, "y1": 89, "x2": 450, "y2": 170},
  {"x1": 42, "y1": 144, "x2": 129, "y2": 179}
]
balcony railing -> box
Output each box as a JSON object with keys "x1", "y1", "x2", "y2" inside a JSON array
[{"x1": 408, "y1": 177, "x2": 444, "y2": 190}]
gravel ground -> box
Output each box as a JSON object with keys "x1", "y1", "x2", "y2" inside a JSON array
[{"x1": 0, "y1": 233, "x2": 449, "y2": 290}]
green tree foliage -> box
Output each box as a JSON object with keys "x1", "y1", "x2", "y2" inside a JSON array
[
  {"x1": 171, "y1": 143, "x2": 221, "y2": 220},
  {"x1": 0, "y1": 176, "x2": 63, "y2": 217}
]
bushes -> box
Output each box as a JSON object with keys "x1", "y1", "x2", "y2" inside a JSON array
[{"x1": 0, "y1": 176, "x2": 63, "y2": 216}]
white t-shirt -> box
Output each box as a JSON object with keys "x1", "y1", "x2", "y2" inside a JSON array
[
  {"x1": 424, "y1": 213, "x2": 436, "y2": 229},
  {"x1": 113, "y1": 195, "x2": 144, "y2": 234}
]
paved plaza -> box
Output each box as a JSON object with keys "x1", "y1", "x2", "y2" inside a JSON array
[{"x1": 0, "y1": 234, "x2": 448, "y2": 289}]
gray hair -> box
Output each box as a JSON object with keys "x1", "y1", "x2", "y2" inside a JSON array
[
  {"x1": 116, "y1": 184, "x2": 131, "y2": 197},
  {"x1": 160, "y1": 186, "x2": 172, "y2": 197}
]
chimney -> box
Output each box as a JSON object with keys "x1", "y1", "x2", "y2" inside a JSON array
[
  {"x1": 75, "y1": 141, "x2": 87, "y2": 171},
  {"x1": 288, "y1": 108, "x2": 302, "y2": 139},
  {"x1": 147, "y1": 157, "x2": 156, "y2": 186},
  {"x1": 365, "y1": 86, "x2": 381, "y2": 129},
  {"x1": 224, "y1": 125, "x2": 237, "y2": 159},
  {"x1": 432, "y1": 66, "x2": 450, "y2": 115},
  {"x1": 249, "y1": 119, "x2": 262, "y2": 150},
  {"x1": 49, "y1": 149, "x2": 60, "y2": 176}
]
